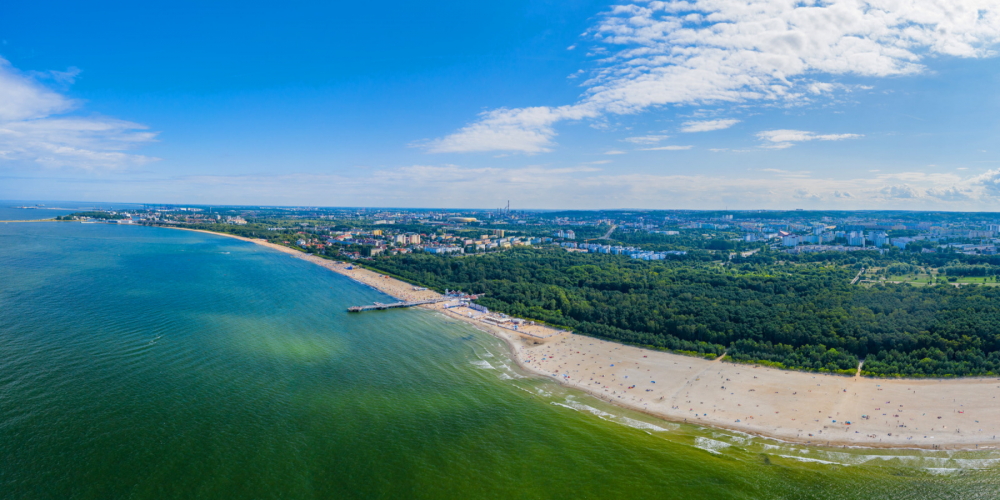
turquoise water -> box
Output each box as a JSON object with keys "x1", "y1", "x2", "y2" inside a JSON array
[{"x1": 2, "y1": 223, "x2": 1000, "y2": 499}]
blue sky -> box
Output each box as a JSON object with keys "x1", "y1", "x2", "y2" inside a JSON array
[{"x1": 1, "y1": 0, "x2": 999, "y2": 209}]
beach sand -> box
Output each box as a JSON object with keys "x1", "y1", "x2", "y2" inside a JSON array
[{"x1": 182, "y1": 228, "x2": 1000, "y2": 450}]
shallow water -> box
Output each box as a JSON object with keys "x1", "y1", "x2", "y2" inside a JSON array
[{"x1": 2, "y1": 223, "x2": 999, "y2": 499}]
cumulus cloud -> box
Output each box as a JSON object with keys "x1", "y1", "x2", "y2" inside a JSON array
[
  {"x1": 428, "y1": 0, "x2": 1000, "y2": 153},
  {"x1": 756, "y1": 129, "x2": 862, "y2": 149},
  {"x1": 0, "y1": 56, "x2": 157, "y2": 170},
  {"x1": 793, "y1": 188, "x2": 822, "y2": 202},
  {"x1": 973, "y1": 169, "x2": 1000, "y2": 194},
  {"x1": 879, "y1": 184, "x2": 920, "y2": 199},
  {"x1": 680, "y1": 119, "x2": 740, "y2": 133}
]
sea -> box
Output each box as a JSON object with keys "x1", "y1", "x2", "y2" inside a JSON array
[{"x1": 2, "y1": 219, "x2": 1000, "y2": 499}]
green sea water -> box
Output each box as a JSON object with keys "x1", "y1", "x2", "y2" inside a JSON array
[{"x1": 3, "y1": 223, "x2": 1000, "y2": 499}]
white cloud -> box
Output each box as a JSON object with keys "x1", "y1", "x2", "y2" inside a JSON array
[
  {"x1": 926, "y1": 186, "x2": 973, "y2": 201},
  {"x1": 622, "y1": 134, "x2": 670, "y2": 144},
  {"x1": 793, "y1": 188, "x2": 822, "y2": 202},
  {"x1": 0, "y1": 56, "x2": 157, "y2": 170},
  {"x1": 603, "y1": 149, "x2": 626, "y2": 155},
  {"x1": 756, "y1": 129, "x2": 862, "y2": 149},
  {"x1": 424, "y1": 105, "x2": 596, "y2": 154},
  {"x1": 879, "y1": 184, "x2": 920, "y2": 199},
  {"x1": 807, "y1": 82, "x2": 839, "y2": 95},
  {"x1": 640, "y1": 145, "x2": 692, "y2": 151},
  {"x1": 428, "y1": 0, "x2": 1000, "y2": 153},
  {"x1": 680, "y1": 119, "x2": 740, "y2": 133},
  {"x1": 0, "y1": 58, "x2": 74, "y2": 122},
  {"x1": 973, "y1": 169, "x2": 1000, "y2": 195}
]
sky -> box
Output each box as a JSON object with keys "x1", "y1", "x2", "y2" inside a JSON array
[{"x1": 1, "y1": 0, "x2": 1000, "y2": 210}]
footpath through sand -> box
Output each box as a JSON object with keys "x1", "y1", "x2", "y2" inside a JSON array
[{"x1": 180, "y1": 228, "x2": 1000, "y2": 450}]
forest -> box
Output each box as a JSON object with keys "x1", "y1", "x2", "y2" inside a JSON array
[{"x1": 365, "y1": 248, "x2": 1000, "y2": 378}]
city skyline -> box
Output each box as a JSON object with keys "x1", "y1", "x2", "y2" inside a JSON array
[{"x1": 2, "y1": 0, "x2": 1000, "y2": 209}]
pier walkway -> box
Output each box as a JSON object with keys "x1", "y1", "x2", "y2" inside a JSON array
[{"x1": 348, "y1": 298, "x2": 449, "y2": 312}]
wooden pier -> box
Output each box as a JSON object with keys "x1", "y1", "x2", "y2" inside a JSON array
[{"x1": 347, "y1": 298, "x2": 448, "y2": 312}]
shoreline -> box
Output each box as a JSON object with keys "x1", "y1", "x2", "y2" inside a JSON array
[{"x1": 171, "y1": 226, "x2": 1000, "y2": 450}]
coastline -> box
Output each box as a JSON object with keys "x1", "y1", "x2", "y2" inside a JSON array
[{"x1": 173, "y1": 227, "x2": 1000, "y2": 450}]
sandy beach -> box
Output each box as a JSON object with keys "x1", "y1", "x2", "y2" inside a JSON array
[{"x1": 181, "y1": 228, "x2": 1000, "y2": 450}]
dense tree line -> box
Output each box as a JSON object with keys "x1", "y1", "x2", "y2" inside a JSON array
[
  {"x1": 365, "y1": 248, "x2": 1000, "y2": 377},
  {"x1": 942, "y1": 264, "x2": 999, "y2": 277}
]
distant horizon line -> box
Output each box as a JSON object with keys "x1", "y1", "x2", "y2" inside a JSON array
[{"x1": 6, "y1": 200, "x2": 1000, "y2": 215}]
